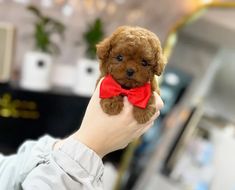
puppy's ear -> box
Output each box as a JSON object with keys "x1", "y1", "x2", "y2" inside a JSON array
[
  {"x1": 148, "y1": 35, "x2": 166, "y2": 76},
  {"x1": 154, "y1": 51, "x2": 166, "y2": 76},
  {"x1": 96, "y1": 25, "x2": 128, "y2": 61},
  {"x1": 150, "y1": 36, "x2": 166, "y2": 76},
  {"x1": 96, "y1": 37, "x2": 111, "y2": 62},
  {"x1": 96, "y1": 37, "x2": 111, "y2": 75}
]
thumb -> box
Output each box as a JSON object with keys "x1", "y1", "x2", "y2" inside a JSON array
[{"x1": 90, "y1": 78, "x2": 104, "y2": 102}]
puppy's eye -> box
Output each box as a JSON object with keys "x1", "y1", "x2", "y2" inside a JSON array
[
  {"x1": 116, "y1": 55, "x2": 123, "y2": 62},
  {"x1": 141, "y1": 59, "x2": 149, "y2": 67}
]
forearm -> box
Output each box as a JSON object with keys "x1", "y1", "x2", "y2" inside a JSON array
[
  {"x1": 0, "y1": 136, "x2": 56, "y2": 190},
  {"x1": 22, "y1": 137, "x2": 104, "y2": 190},
  {"x1": 0, "y1": 135, "x2": 104, "y2": 190}
]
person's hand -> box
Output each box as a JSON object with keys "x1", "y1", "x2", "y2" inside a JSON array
[
  {"x1": 71, "y1": 79, "x2": 163, "y2": 158},
  {"x1": 55, "y1": 79, "x2": 163, "y2": 157}
]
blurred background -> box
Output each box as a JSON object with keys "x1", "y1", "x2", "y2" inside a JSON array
[{"x1": 0, "y1": 0, "x2": 235, "y2": 190}]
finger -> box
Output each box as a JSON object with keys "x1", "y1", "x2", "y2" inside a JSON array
[
  {"x1": 123, "y1": 96, "x2": 131, "y2": 107},
  {"x1": 122, "y1": 96, "x2": 134, "y2": 115},
  {"x1": 141, "y1": 122, "x2": 154, "y2": 134},
  {"x1": 150, "y1": 110, "x2": 160, "y2": 122},
  {"x1": 153, "y1": 92, "x2": 164, "y2": 110},
  {"x1": 135, "y1": 122, "x2": 154, "y2": 138},
  {"x1": 140, "y1": 110, "x2": 160, "y2": 127},
  {"x1": 89, "y1": 78, "x2": 105, "y2": 105},
  {"x1": 93, "y1": 77, "x2": 104, "y2": 96}
]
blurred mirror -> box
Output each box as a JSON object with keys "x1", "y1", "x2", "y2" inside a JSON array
[{"x1": 134, "y1": 5, "x2": 235, "y2": 190}]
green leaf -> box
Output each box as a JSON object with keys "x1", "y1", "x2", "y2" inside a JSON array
[
  {"x1": 27, "y1": 5, "x2": 66, "y2": 54},
  {"x1": 83, "y1": 18, "x2": 104, "y2": 59},
  {"x1": 27, "y1": 5, "x2": 42, "y2": 18}
]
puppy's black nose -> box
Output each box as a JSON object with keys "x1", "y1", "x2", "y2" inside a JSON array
[{"x1": 126, "y1": 68, "x2": 135, "y2": 77}]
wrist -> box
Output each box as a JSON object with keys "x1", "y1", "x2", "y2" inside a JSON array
[
  {"x1": 72, "y1": 130, "x2": 107, "y2": 158},
  {"x1": 53, "y1": 139, "x2": 66, "y2": 150}
]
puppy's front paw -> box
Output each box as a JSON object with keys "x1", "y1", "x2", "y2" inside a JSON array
[
  {"x1": 100, "y1": 96, "x2": 124, "y2": 115},
  {"x1": 133, "y1": 105, "x2": 156, "y2": 124}
]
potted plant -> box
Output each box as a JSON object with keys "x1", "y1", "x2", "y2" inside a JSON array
[
  {"x1": 20, "y1": 5, "x2": 65, "y2": 91},
  {"x1": 73, "y1": 18, "x2": 104, "y2": 96}
]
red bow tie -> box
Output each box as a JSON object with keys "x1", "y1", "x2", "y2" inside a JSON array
[{"x1": 99, "y1": 75, "x2": 151, "y2": 109}]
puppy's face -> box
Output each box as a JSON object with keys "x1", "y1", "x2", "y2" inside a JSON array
[
  {"x1": 97, "y1": 26, "x2": 166, "y2": 89},
  {"x1": 108, "y1": 40, "x2": 155, "y2": 89}
]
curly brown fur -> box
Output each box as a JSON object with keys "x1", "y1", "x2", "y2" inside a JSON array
[
  {"x1": 133, "y1": 94, "x2": 156, "y2": 124},
  {"x1": 100, "y1": 96, "x2": 124, "y2": 115},
  {"x1": 96, "y1": 26, "x2": 166, "y2": 124}
]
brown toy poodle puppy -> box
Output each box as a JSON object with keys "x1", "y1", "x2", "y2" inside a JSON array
[{"x1": 96, "y1": 26, "x2": 166, "y2": 124}]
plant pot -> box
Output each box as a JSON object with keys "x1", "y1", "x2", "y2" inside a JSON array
[
  {"x1": 73, "y1": 58, "x2": 100, "y2": 97},
  {"x1": 20, "y1": 51, "x2": 53, "y2": 91}
]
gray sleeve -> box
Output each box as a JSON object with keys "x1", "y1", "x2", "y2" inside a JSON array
[
  {"x1": 0, "y1": 135, "x2": 57, "y2": 190},
  {"x1": 22, "y1": 137, "x2": 104, "y2": 190},
  {"x1": 0, "y1": 136, "x2": 104, "y2": 190}
]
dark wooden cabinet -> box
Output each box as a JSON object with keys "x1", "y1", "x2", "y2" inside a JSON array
[{"x1": 0, "y1": 83, "x2": 90, "y2": 152}]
